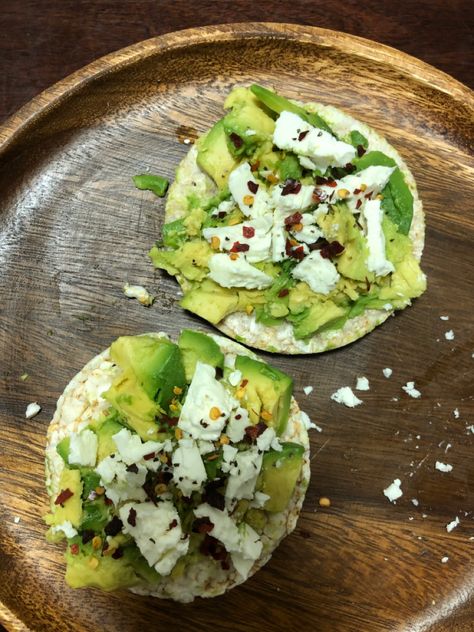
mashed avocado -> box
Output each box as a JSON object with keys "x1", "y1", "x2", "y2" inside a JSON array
[{"x1": 151, "y1": 85, "x2": 426, "y2": 342}]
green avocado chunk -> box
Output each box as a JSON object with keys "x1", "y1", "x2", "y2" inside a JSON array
[
  {"x1": 180, "y1": 279, "x2": 239, "y2": 324},
  {"x1": 257, "y1": 442, "x2": 305, "y2": 512},
  {"x1": 197, "y1": 119, "x2": 239, "y2": 188},
  {"x1": 132, "y1": 174, "x2": 169, "y2": 197},
  {"x1": 290, "y1": 300, "x2": 347, "y2": 339},
  {"x1": 234, "y1": 355, "x2": 293, "y2": 435},
  {"x1": 177, "y1": 329, "x2": 224, "y2": 382},
  {"x1": 56, "y1": 436, "x2": 71, "y2": 465},
  {"x1": 96, "y1": 416, "x2": 125, "y2": 462},
  {"x1": 250, "y1": 84, "x2": 334, "y2": 135}
]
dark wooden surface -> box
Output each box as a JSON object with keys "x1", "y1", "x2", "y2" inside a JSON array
[
  {"x1": 1, "y1": 0, "x2": 473, "y2": 126},
  {"x1": 0, "y1": 10, "x2": 473, "y2": 632}
]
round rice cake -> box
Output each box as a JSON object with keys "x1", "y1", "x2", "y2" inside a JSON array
[{"x1": 45, "y1": 332, "x2": 311, "y2": 602}]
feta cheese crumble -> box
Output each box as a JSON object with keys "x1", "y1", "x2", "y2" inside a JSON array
[
  {"x1": 435, "y1": 461, "x2": 453, "y2": 473},
  {"x1": 202, "y1": 216, "x2": 272, "y2": 263},
  {"x1": 25, "y1": 402, "x2": 41, "y2": 418},
  {"x1": 362, "y1": 199, "x2": 395, "y2": 277},
  {"x1": 355, "y1": 376, "x2": 370, "y2": 391},
  {"x1": 402, "y1": 381, "x2": 421, "y2": 399},
  {"x1": 444, "y1": 330, "x2": 455, "y2": 341},
  {"x1": 441, "y1": 556, "x2": 449, "y2": 564},
  {"x1": 51, "y1": 521, "x2": 78, "y2": 539},
  {"x1": 228, "y1": 162, "x2": 270, "y2": 218},
  {"x1": 292, "y1": 250, "x2": 340, "y2": 295},
  {"x1": 453, "y1": 408, "x2": 460, "y2": 419},
  {"x1": 303, "y1": 385, "x2": 313, "y2": 396},
  {"x1": 208, "y1": 253, "x2": 273, "y2": 290},
  {"x1": 119, "y1": 501, "x2": 189, "y2": 575},
  {"x1": 172, "y1": 439, "x2": 208, "y2": 496},
  {"x1": 330, "y1": 386, "x2": 362, "y2": 408},
  {"x1": 446, "y1": 517, "x2": 460, "y2": 533},
  {"x1": 384, "y1": 478, "x2": 403, "y2": 502},
  {"x1": 68, "y1": 429, "x2": 98, "y2": 467},
  {"x1": 123, "y1": 283, "x2": 154, "y2": 306},
  {"x1": 383, "y1": 367, "x2": 393, "y2": 378},
  {"x1": 440, "y1": 315, "x2": 449, "y2": 321}
]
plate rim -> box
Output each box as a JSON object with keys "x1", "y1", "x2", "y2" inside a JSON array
[{"x1": 0, "y1": 21, "x2": 473, "y2": 153}]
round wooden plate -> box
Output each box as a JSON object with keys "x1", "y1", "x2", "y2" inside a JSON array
[{"x1": 0, "y1": 23, "x2": 473, "y2": 632}]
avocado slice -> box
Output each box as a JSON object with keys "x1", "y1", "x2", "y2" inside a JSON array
[
  {"x1": 177, "y1": 329, "x2": 224, "y2": 382},
  {"x1": 197, "y1": 119, "x2": 239, "y2": 189},
  {"x1": 290, "y1": 300, "x2": 347, "y2": 339},
  {"x1": 180, "y1": 279, "x2": 239, "y2": 325},
  {"x1": 96, "y1": 416, "x2": 125, "y2": 462},
  {"x1": 56, "y1": 436, "x2": 71, "y2": 465},
  {"x1": 65, "y1": 544, "x2": 142, "y2": 591},
  {"x1": 257, "y1": 442, "x2": 305, "y2": 512},
  {"x1": 109, "y1": 336, "x2": 186, "y2": 407},
  {"x1": 234, "y1": 355, "x2": 293, "y2": 435}
]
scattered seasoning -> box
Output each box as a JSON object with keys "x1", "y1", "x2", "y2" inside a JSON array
[
  {"x1": 175, "y1": 428, "x2": 183, "y2": 440},
  {"x1": 219, "y1": 434, "x2": 230, "y2": 445},
  {"x1": 230, "y1": 241, "x2": 250, "y2": 253},
  {"x1": 143, "y1": 452, "x2": 156, "y2": 461},
  {"x1": 260, "y1": 410, "x2": 272, "y2": 422},
  {"x1": 229, "y1": 253, "x2": 239, "y2": 261},
  {"x1": 104, "y1": 516, "x2": 123, "y2": 536},
  {"x1": 320, "y1": 241, "x2": 344, "y2": 259},
  {"x1": 298, "y1": 130, "x2": 309, "y2": 141},
  {"x1": 250, "y1": 161, "x2": 260, "y2": 172},
  {"x1": 278, "y1": 289, "x2": 289, "y2": 298},
  {"x1": 193, "y1": 518, "x2": 215, "y2": 534},
  {"x1": 81, "y1": 530, "x2": 95, "y2": 544},
  {"x1": 242, "y1": 225, "x2": 255, "y2": 238},
  {"x1": 55, "y1": 488, "x2": 74, "y2": 506},
  {"x1": 92, "y1": 536, "x2": 102, "y2": 550},
  {"x1": 70, "y1": 543, "x2": 79, "y2": 556},
  {"x1": 247, "y1": 180, "x2": 259, "y2": 194},
  {"x1": 128, "y1": 507, "x2": 137, "y2": 527},
  {"x1": 229, "y1": 132, "x2": 243, "y2": 149},
  {"x1": 173, "y1": 386, "x2": 183, "y2": 395},
  {"x1": 244, "y1": 422, "x2": 267, "y2": 441},
  {"x1": 319, "y1": 497, "x2": 331, "y2": 508},
  {"x1": 245, "y1": 304, "x2": 254, "y2": 315},
  {"x1": 95, "y1": 486, "x2": 105, "y2": 495},
  {"x1": 281, "y1": 179, "x2": 302, "y2": 196},
  {"x1": 126, "y1": 463, "x2": 139, "y2": 474},
  {"x1": 168, "y1": 519, "x2": 178, "y2": 530},
  {"x1": 243, "y1": 194, "x2": 255, "y2": 206},
  {"x1": 210, "y1": 236, "x2": 220, "y2": 250},
  {"x1": 209, "y1": 407, "x2": 221, "y2": 420},
  {"x1": 284, "y1": 211, "x2": 303, "y2": 227},
  {"x1": 112, "y1": 547, "x2": 124, "y2": 559},
  {"x1": 357, "y1": 144, "x2": 366, "y2": 157}
]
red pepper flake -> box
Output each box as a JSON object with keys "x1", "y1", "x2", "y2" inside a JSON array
[
  {"x1": 320, "y1": 241, "x2": 345, "y2": 259},
  {"x1": 104, "y1": 516, "x2": 123, "y2": 536},
  {"x1": 284, "y1": 211, "x2": 303, "y2": 227},
  {"x1": 127, "y1": 508, "x2": 137, "y2": 527},
  {"x1": 278, "y1": 288, "x2": 289, "y2": 298},
  {"x1": 281, "y1": 179, "x2": 302, "y2": 196},
  {"x1": 312, "y1": 188, "x2": 327, "y2": 203},
  {"x1": 143, "y1": 451, "x2": 155, "y2": 461},
  {"x1": 104, "y1": 497, "x2": 113, "y2": 506},
  {"x1": 81, "y1": 530, "x2": 95, "y2": 545},
  {"x1": 364, "y1": 192, "x2": 373, "y2": 199},
  {"x1": 160, "y1": 414, "x2": 178, "y2": 427},
  {"x1": 326, "y1": 178, "x2": 337, "y2": 188},
  {"x1": 193, "y1": 518, "x2": 214, "y2": 534},
  {"x1": 70, "y1": 543, "x2": 79, "y2": 556},
  {"x1": 168, "y1": 519, "x2": 178, "y2": 530},
  {"x1": 353, "y1": 188, "x2": 361, "y2": 194},
  {"x1": 355, "y1": 198, "x2": 363, "y2": 210},
  {"x1": 298, "y1": 130, "x2": 309, "y2": 141},
  {"x1": 250, "y1": 161, "x2": 260, "y2": 172},
  {"x1": 230, "y1": 241, "x2": 250, "y2": 253},
  {"x1": 244, "y1": 422, "x2": 267, "y2": 442},
  {"x1": 221, "y1": 559, "x2": 230, "y2": 570},
  {"x1": 315, "y1": 175, "x2": 328, "y2": 185},
  {"x1": 112, "y1": 547, "x2": 124, "y2": 560},
  {"x1": 55, "y1": 488, "x2": 73, "y2": 506},
  {"x1": 240, "y1": 379, "x2": 248, "y2": 388},
  {"x1": 345, "y1": 163, "x2": 356, "y2": 174},
  {"x1": 292, "y1": 245, "x2": 306, "y2": 261},
  {"x1": 242, "y1": 226, "x2": 255, "y2": 239},
  {"x1": 357, "y1": 144, "x2": 366, "y2": 157},
  {"x1": 247, "y1": 180, "x2": 259, "y2": 194},
  {"x1": 229, "y1": 132, "x2": 243, "y2": 149},
  {"x1": 126, "y1": 464, "x2": 139, "y2": 474}
]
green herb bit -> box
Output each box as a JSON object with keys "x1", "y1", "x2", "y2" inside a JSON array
[{"x1": 133, "y1": 174, "x2": 169, "y2": 197}]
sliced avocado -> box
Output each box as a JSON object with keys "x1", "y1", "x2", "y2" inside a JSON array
[
  {"x1": 177, "y1": 329, "x2": 224, "y2": 382},
  {"x1": 65, "y1": 544, "x2": 142, "y2": 591},
  {"x1": 109, "y1": 335, "x2": 186, "y2": 408},
  {"x1": 48, "y1": 468, "x2": 83, "y2": 528},
  {"x1": 104, "y1": 373, "x2": 161, "y2": 441},
  {"x1": 222, "y1": 87, "x2": 275, "y2": 158},
  {"x1": 96, "y1": 417, "x2": 124, "y2": 462},
  {"x1": 378, "y1": 254, "x2": 426, "y2": 304},
  {"x1": 79, "y1": 499, "x2": 110, "y2": 532},
  {"x1": 56, "y1": 436, "x2": 71, "y2": 465},
  {"x1": 162, "y1": 218, "x2": 187, "y2": 248},
  {"x1": 234, "y1": 355, "x2": 293, "y2": 435},
  {"x1": 197, "y1": 119, "x2": 239, "y2": 189},
  {"x1": 180, "y1": 279, "x2": 239, "y2": 325},
  {"x1": 149, "y1": 239, "x2": 212, "y2": 282},
  {"x1": 257, "y1": 442, "x2": 305, "y2": 512},
  {"x1": 278, "y1": 154, "x2": 303, "y2": 181},
  {"x1": 290, "y1": 300, "x2": 347, "y2": 339}
]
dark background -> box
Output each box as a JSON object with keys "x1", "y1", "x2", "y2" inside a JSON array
[{"x1": 1, "y1": 0, "x2": 473, "y2": 126}]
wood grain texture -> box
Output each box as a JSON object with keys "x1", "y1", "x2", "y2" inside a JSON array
[{"x1": 0, "y1": 22, "x2": 473, "y2": 632}]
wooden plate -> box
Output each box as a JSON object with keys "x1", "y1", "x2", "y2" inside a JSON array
[{"x1": 1, "y1": 23, "x2": 473, "y2": 632}]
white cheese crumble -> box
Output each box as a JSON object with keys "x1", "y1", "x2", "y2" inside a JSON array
[
  {"x1": 453, "y1": 408, "x2": 460, "y2": 419},
  {"x1": 435, "y1": 461, "x2": 453, "y2": 473},
  {"x1": 123, "y1": 283, "x2": 154, "y2": 306},
  {"x1": 444, "y1": 330, "x2": 455, "y2": 340},
  {"x1": 402, "y1": 381, "x2": 421, "y2": 399},
  {"x1": 256, "y1": 427, "x2": 279, "y2": 452},
  {"x1": 440, "y1": 315, "x2": 449, "y2": 321},
  {"x1": 362, "y1": 199, "x2": 395, "y2": 277},
  {"x1": 68, "y1": 429, "x2": 98, "y2": 467},
  {"x1": 446, "y1": 516, "x2": 460, "y2": 533},
  {"x1": 51, "y1": 521, "x2": 78, "y2": 539},
  {"x1": 25, "y1": 402, "x2": 41, "y2": 418},
  {"x1": 228, "y1": 369, "x2": 242, "y2": 387},
  {"x1": 383, "y1": 478, "x2": 403, "y2": 502},
  {"x1": 95, "y1": 455, "x2": 147, "y2": 505},
  {"x1": 383, "y1": 367, "x2": 393, "y2": 378},
  {"x1": 270, "y1": 183, "x2": 315, "y2": 213},
  {"x1": 292, "y1": 250, "x2": 340, "y2": 295},
  {"x1": 224, "y1": 447, "x2": 263, "y2": 508},
  {"x1": 273, "y1": 111, "x2": 356, "y2": 172},
  {"x1": 202, "y1": 216, "x2": 272, "y2": 263},
  {"x1": 441, "y1": 556, "x2": 449, "y2": 564},
  {"x1": 210, "y1": 199, "x2": 235, "y2": 217},
  {"x1": 330, "y1": 386, "x2": 362, "y2": 408},
  {"x1": 303, "y1": 385, "x2": 313, "y2": 396},
  {"x1": 225, "y1": 407, "x2": 250, "y2": 443},
  {"x1": 13, "y1": 516, "x2": 20, "y2": 524},
  {"x1": 356, "y1": 376, "x2": 370, "y2": 391},
  {"x1": 208, "y1": 253, "x2": 273, "y2": 290},
  {"x1": 228, "y1": 162, "x2": 270, "y2": 218},
  {"x1": 112, "y1": 428, "x2": 170, "y2": 465},
  {"x1": 178, "y1": 361, "x2": 238, "y2": 440},
  {"x1": 172, "y1": 439, "x2": 208, "y2": 497},
  {"x1": 119, "y1": 501, "x2": 189, "y2": 575},
  {"x1": 411, "y1": 498, "x2": 419, "y2": 507}
]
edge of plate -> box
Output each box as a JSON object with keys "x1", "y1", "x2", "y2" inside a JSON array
[{"x1": 0, "y1": 22, "x2": 473, "y2": 152}]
